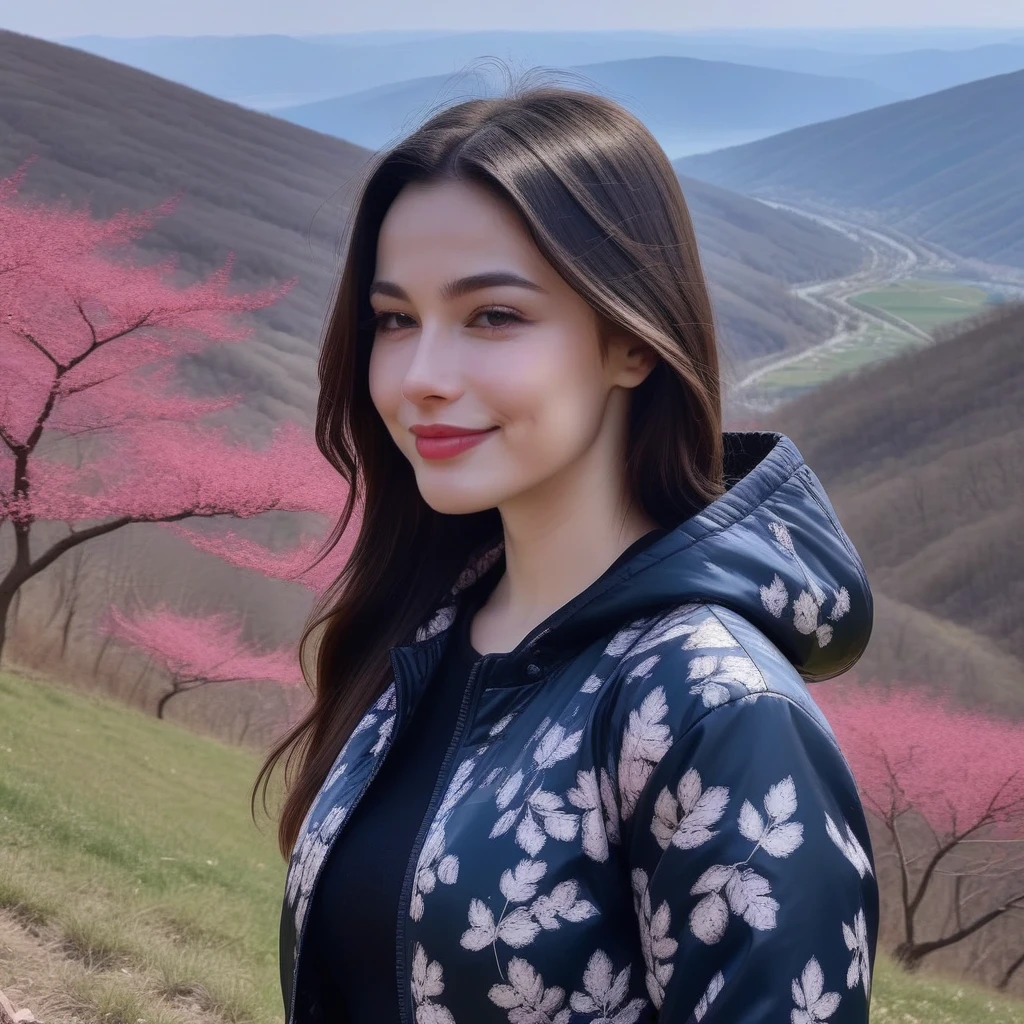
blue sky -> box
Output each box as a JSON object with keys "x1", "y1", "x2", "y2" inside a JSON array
[{"x1": 8, "y1": 0, "x2": 1023, "y2": 37}]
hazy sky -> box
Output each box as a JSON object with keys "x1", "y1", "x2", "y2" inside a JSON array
[{"x1": 7, "y1": 0, "x2": 1022, "y2": 38}]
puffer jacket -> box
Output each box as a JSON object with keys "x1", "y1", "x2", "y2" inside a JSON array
[{"x1": 280, "y1": 431, "x2": 880, "y2": 1024}]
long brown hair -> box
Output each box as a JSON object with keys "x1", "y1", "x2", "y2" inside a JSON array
[{"x1": 255, "y1": 75, "x2": 726, "y2": 857}]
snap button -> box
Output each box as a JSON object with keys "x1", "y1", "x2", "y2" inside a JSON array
[{"x1": 525, "y1": 662, "x2": 543, "y2": 680}]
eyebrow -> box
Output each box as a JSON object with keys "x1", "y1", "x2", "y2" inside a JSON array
[{"x1": 368, "y1": 271, "x2": 545, "y2": 302}]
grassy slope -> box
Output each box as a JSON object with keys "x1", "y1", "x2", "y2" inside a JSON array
[{"x1": 2, "y1": 671, "x2": 1024, "y2": 1023}]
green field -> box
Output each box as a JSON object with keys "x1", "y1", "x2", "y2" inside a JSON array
[
  {"x1": 1, "y1": 671, "x2": 1023, "y2": 1023},
  {"x1": 849, "y1": 278, "x2": 995, "y2": 331}
]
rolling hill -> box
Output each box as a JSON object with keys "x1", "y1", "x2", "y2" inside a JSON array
[
  {"x1": 0, "y1": 27, "x2": 865, "y2": 413},
  {"x1": 766, "y1": 304, "x2": 1024, "y2": 715},
  {"x1": 274, "y1": 56, "x2": 895, "y2": 151},
  {"x1": 677, "y1": 69, "x2": 1024, "y2": 268}
]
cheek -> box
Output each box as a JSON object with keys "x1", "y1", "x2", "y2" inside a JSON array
[{"x1": 367, "y1": 342, "x2": 402, "y2": 422}]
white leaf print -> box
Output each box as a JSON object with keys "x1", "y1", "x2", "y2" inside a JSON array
[
  {"x1": 528, "y1": 789, "x2": 562, "y2": 811},
  {"x1": 517, "y1": 808, "x2": 547, "y2": 856},
  {"x1": 681, "y1": 617, "x2": 740, "y2": 650},
  {"x1": 489, "y1": 713, "x2": 515, "y2": 736},
  {"x1": 725, "y1": 868, "x2": 778, "y2": 930},
  {"x1": 690, "y1": 892, "x2": 730, "y2": 944},
  {"x1": 530, "y1": 716, "x2": 552, "y2": 744},
  {"x1": 488, "y1": 958, "x2": 570, "y2": 1024},
  {"x1": 815, "y1": 624, "x2": 834, "y2": 647},
  {"x1": 843, "y1": 908, "x2": 872, "y2": 998},
  {"x1": 690, "y1": 864, "x2": 736, "y2": 895},
  {"x1": 541, "y1": 808, "x2": 579, "y2": 842},
  {"x1": 600, "y1": 768, "x2": 622, "y2": 845},
  {"x1": 824, "y1": 813, "x2": 874, "y2": 878},
  {"x1": 568, "y1": 769, "x2": 610, "y2": 862},
  {"x1": 761, "y1": 821, "x2": 805, "y2": 858},
  {"x1": 626, "y1": 654, "x2": 660, "y2": 683},
  {"x1": 791, "y1": 955, "x2": 842, "y2": 1023},
  {"x1": 500, "y1": 859, "x2": 548, "y2": 903},
  {"x1": 570, "y1": 950, "x2": 647, "y2": 1024},
  {"x1": 631, "y1": 868, "x2": 677, "y2": 1009},
  {"x1": 491, "y1": 809, "x2": 519, "y2": 838},
  {"x1": 629, "y1": 608, "x2": 704, "y2": 658},
  {"x1": 411, "y1": 944, "x2": 456, "y2": 1024},
  {"x1": 793, "y1": 591, "x2": 819, "y2": 636},
  {"x1": 764, "y1": 776, "x2": 798, "y2": 820},
  {"x1": 351, "y1": 713, "x2": 378, "y2": 738},
  {"x1": 532, "y1": 881, "x2": 597, "y2": 928},
  {"x1": 651, "y1": 767, "x2": 729, "y2": 851},
  {"x1": 460, "y1": 899, "x2": 497, "y2": 951},
  {"x1": 371, "y1": 713, "x2": 395, "y2": 756},
  {"x1": 581, "y1": 673, "x2": 604, "y2": 693},
  {"x1": 497, "y1": 907, "x2": 542, "y2": 947},
  {"x1": 618, "y1": 687, "x2": 672, "y2": 819},
  {"x1": 688, "y1": 653, "x2": 766, "y2": 708},
  {"x1": 604, "y1": 618, "x2": 655, "y2": 657},
  {"x1": 761, "y1": 574, "x2": 789, "y2": 617},
  {"x1": 497, "y1": 769, "x2": 525, "y2": 809},
  {"x1": 532, "y1": 724, "x2": 584, "y2": 769},
  {"x1": 693, "y1": 970, "x2": 724, "y2": 1020},
  {"x1": 738, "y1": 801, "x2": 765, "y2": 842},
  {"x1": 437, "y1": 855, "x2": 458, "y2": 885},
  {"x1": 830, "y1": 586, "x2": 851, "y2": 621}
]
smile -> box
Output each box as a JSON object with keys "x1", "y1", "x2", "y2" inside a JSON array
[{"x1": 412, "y1": 426, "x2": 499, "y2": 461}]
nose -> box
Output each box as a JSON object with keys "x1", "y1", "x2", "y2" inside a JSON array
[{"x1": 400, "y1": 323, "x2": 463, "y2": 405}]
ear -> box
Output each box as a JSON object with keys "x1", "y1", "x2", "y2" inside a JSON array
[{"x1": 606, "y1": 329, "x2": 658, "y2": 389}]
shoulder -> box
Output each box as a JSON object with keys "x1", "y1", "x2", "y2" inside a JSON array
[{"x1": 596, "y1": 601, "x2": 840, "y2": 752}]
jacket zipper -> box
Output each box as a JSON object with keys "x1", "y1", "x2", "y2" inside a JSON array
[
  {"x1": 394, "y1": 651, "x2": 489, "y2": 1024},
  {"x1": 286, "y1": 658, "x2": 410, "y2": 1024}
]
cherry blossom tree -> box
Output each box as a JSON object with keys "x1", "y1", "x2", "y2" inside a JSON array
[
  {"x1": 816, "y1": 681, "x2": 1024, "y2": 974},
  {"x1": 0, "y1": 158, "x2": 349, "y2": 664},
  {"x1": 101, "y1": 603, "x2": 306, "y2": 718}
]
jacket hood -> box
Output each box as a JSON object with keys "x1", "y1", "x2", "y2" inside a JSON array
[{"x1": 429, "y1": 431, "x2": 872, "y2": 683}]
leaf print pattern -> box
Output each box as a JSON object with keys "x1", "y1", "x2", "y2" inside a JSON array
[
  {"x1": 286, "y1": 803, "x2": 348, "y2": 933},
  {"x1": 569, "y1": 950, "x2": 647, "y2": 1024},
  {"x1": 618, "y1": 687, "x2": 672, "y2": 820},
  {"x1": 411, "y1": 943, "x2": 456, "y2": 1024},
  {"x1": 843, "y1": 908, "x2": 871, "y2": 998},
  {"x1": 687, "y1": 775, "x2": 804, "y2": 944},
  {"x1": 489, "y1": 958, "x2": 572, "y2": 1024},
  {"x1": 791, "y1": 956, "x2": 841, "y2": 1023},
  {"x1": 567, "y1": 768, "x2": 617, "y2": 862},
  {"x1": 651, "y1": 767, "x2": 729, "y2": 851},
  {"x1": 825, "y1": 813, "x2": 874, "y2": 879},
  {"x1": 631, "y1": 868, "x2": 676, "y2": 1009},
  {"x1": 687, "y1": 653, "x2": 766, "y2": 708},
  {"x1": 760, "y1": 519, "x2": 851, "y2": 650},
  {"x1": 411, "y1": 758, "x2": 477, "y2": 921},
  {"x1": 461, "y1": 859, "x2": 597, "y2": 955},
  {"x1": 692, "y1": 970, "x2": 724, "y2": 1021}
]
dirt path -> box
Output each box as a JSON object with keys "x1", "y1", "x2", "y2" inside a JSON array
[{"x1": 0, "y1": 909, "x2": 219, "y2": 1024}]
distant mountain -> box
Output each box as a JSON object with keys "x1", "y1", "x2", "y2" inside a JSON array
[
  {"x1": 767, "y1": 304, "x2": 1024, "y2": 714},
  {"x1": 677, "y1": 70, "x2": 1024, "y2": 268},
  {"x1": 842, "y1": 43, "x2": 1024, "y2": 97},
  {"x1": 62, "y1": 31, "x2": 897, "y2": 113},
  {"x1": 0, "y1": 29, "x2": 863, "y2": 424},
  {"x1": 275, "y1": 56, "x2": 895, "y2": 151}
]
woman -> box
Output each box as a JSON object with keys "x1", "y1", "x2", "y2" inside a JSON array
[{"x1": 259, "y1": 84, "x2": 879, "y2": 1023}]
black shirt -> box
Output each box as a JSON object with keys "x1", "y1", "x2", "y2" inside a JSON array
[{"x1": 303, "y1": 528, "x2": 667, "y2": 1021}]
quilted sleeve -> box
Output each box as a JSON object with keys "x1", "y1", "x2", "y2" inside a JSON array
[{"x1": 621, "y1": 684, "x2": 879, "y2": 1022}]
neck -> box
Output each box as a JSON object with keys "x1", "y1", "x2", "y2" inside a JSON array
[{"x1": 471, "y1": 421, "x2": 658, "y2": 654}]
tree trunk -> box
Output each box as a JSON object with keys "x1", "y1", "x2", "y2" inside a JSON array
[
  {"x1": 892, "y1": 941, "x2": 925, "y2": 972},
  {"x1": 998, "y1": 949, "x2": 1024, "y2": 991},
  {"x1": 156, "y1": 686, "x2": 181, "y2": 719}
]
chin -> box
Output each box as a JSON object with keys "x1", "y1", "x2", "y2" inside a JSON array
[{"x1": 412, "y1": 469, "x2": 512, "y2": 517}]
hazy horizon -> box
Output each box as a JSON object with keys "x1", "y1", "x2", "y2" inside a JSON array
[{"x1": 5, "y1": 0, "x2": 1023, "y2": 40}]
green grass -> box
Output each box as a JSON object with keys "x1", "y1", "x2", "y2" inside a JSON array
[
  {"x1": 0, "y1": 671, "x2": 284, "y2": 1023},
  {"x1": 849, "y1": 278, "x2": 995, "y2": 331},
  {"x1": 1, "y1": 670, "x2": 1023, "y2": 1022}
]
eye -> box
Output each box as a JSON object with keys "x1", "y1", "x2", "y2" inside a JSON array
[
  {"x1": 371, "y1": 311, "x2": 416, "y2": 333},
  {"x1": 469, "y1": 307, "x2": 525, "y2": 331}
]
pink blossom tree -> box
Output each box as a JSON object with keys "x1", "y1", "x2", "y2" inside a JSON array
[
  {"x1": 101, "y1": 603, "x2": 306, "y2": 719},
  {"x1": 816, "y1": 681, "x2": 1024, "y2": 976},
  {"x1": 0, "y1": 158, "x2": 349, "y2": 665}
]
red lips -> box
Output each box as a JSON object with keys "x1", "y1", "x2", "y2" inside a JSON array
[{"x1": 409, "y1": 423, "x2": 499, "y2": 460}]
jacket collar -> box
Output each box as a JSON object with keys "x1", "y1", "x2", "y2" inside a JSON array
[{"x1": 401, "y1": 431, "x2": 872, "y2": 684}]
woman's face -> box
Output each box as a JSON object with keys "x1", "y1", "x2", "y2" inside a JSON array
[{"x1": 367, "y1": 178, "x2": 652, "y2": 516}]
